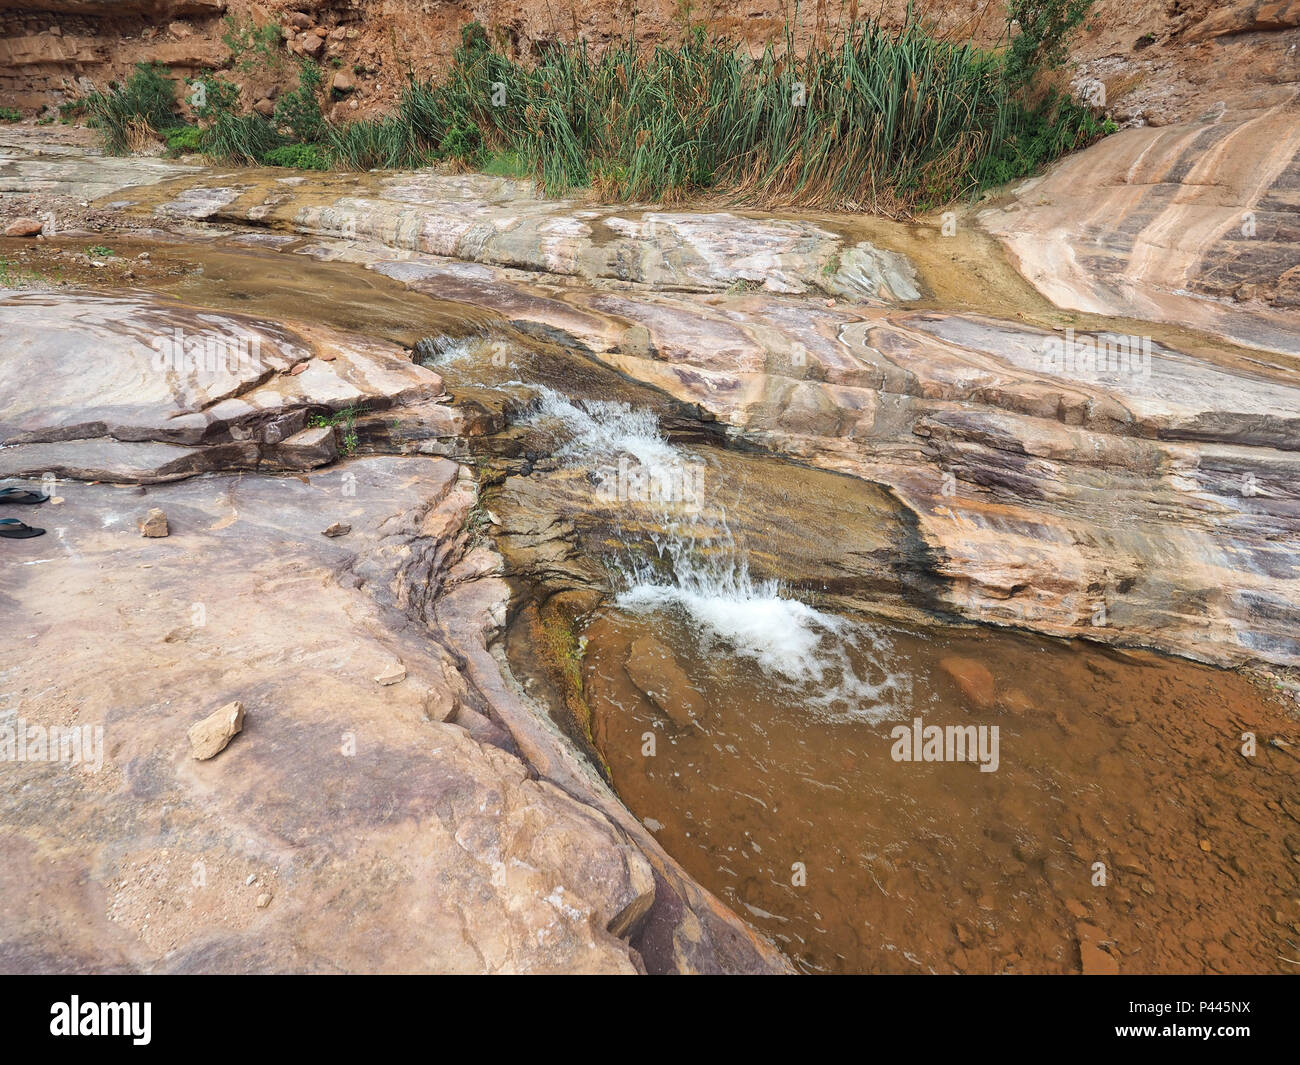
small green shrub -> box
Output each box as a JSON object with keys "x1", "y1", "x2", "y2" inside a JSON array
[
  {"x1": 308, "y1": 406, "x2": 362, "y2": 454},
  {"x1": 1003, "y1": 0, "x2": 1096, "y2": 88},
  {"x1": 0, "y1": 107, "x2": 22, "y2": 122},
  {"x1": 163, "y1": 125, "x2": 202, "y2": 154},
  {"x1": 274, "y1": 62, "x2": 326, "y2": 143},
  {"x1": 222, "y1": 15, "x2": 284, "y2": 72},
  {"x1": 977, "y1": 89, "x2": 1107, "y2": 187},
  {"x1": 263, "y1": 143, "x2": 330, "y2": 170},
  {"x1": 184, "y1": 72, "x2": 240, "y2": 122},
  {"x1": 439, "y1": 120, "x2": 482, "y2": 164}
]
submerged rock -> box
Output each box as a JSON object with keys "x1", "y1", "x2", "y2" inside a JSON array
[
  {"x1": 939, "y1": 657, "x2": 996, "y2": 711},
  {"x1": 625, "y1": 635, "x2": 704, "y2": 728}
]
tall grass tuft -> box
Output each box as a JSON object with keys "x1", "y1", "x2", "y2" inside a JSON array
[
  {"x1": 79, "y1": 14, "x2": 1108, "y2": 212},
  {"x1": 328, "y1": 17, "x2": 1105, "y2": 213},
  {"x1": 84, "y1": 62, "x2": 181, "y2": 155}
]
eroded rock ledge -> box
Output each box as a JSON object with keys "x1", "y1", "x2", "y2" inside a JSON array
[
  {"x1": 41, "y1": 114, "x2": 1284, "y2": 671},
  {"x1": 0, "y1": 290, "x2": 790, "y2": 974}
]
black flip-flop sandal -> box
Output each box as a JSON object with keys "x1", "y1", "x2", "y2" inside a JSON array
[
  {"x1": 0, "y1": 518, "x2": 45, "y2": 539},
  {"x1": 0, "y1": 487, "x2": 49, "y2": 505}
]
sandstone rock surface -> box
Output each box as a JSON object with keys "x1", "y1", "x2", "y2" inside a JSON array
[
  {"x1": 0, "y1": 289, "x2": 442, "y2": 481},
  {"x1": 41, "y1": 132, "x2": 1289, "y2": 671},
  {"x1": 0, "y1": 287, "x2": 790, "y2": 975},
  {"x1": 979, "y1": 94, "x2": 1300, "y2": 355},
  {"x1": 136, "y1": 168, "x2": 919, "y2": 302},
  {"x1": 0, "y1": 457, "x2": 659, "y2": 972},
  {"x1": 137, "y1": 506, "x2": 169, "y2": 537}
]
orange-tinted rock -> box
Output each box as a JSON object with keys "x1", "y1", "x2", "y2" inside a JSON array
[
  {"x1": 939, "y1": 656, "x2": 996, "y2": 710},
  {"x1": 4, "y1": 217, "x2": 43, "y2": 237}
]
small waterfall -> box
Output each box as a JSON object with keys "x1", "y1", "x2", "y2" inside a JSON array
[
  {"x1": 413, "y1": 334, "x2": 482, "y2": 367},
  {"x1": 522, "y1": 386, "x2": 910, "y2": 720}
]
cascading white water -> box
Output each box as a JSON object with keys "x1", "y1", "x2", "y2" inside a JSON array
[{"x1": 523, "y1": 386, "x2": 910, "y2": 720}]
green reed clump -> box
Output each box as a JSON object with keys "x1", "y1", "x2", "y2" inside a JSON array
[
  {"x1": 325, "y1": 15, "x2": 1104, "y2": 213},
  {"x1": 79, "y1": 12, "x2": 1106, "y2": 213},
  {"x1": 183, "y1": 72, "x2": 281, "y2": 164},
  {"x1": 84, "y1": 62, "x2": 181, "y2": 154},
  {"x1": 324, "y1": 114, "x2": 427, "y2": 170}
]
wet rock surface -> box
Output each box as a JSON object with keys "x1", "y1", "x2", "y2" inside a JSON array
[
  {"x1": 0, "y1": 282, "x2": 790, "y2": 974},
  {"x1": 332, "y1": 244, "x2": 1300, "y2": 670},
  {"x1": 125, "y1": 165, "x2": 920, "y2": 301},
  {"x1": 3, "y1": 118, "x2": 1299, "y2": 976},
  {"x1": 37, "y1": 139, "x2": 1290, "y2": 669}
]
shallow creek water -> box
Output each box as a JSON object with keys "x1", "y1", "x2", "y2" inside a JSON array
[
  {"x1": 586, "y1": 605, "x2": 1299, "y2": 973},
  {"x1": 29, "y1": 231, "x2": 1297, "y2": 975},
  {"x1": 506, "y1": 381, "x2": 1300, "y2": 975}
]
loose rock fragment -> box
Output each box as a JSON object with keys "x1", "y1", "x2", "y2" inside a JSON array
[
  {"x1": 138, "y1": 507, "x2": 169, "y2": 537},
  {"x1": 188, "y1": 700, "x2": 245, "y2": 760},
  {"x1": 1076, "y1": 923, "x2": 1119, "y2": 975},
  {"x1": 322, "y1": 521, "x2": 351, "y2": 538},
  {"x1": 423, "y1": 684, "x2": 460, "y2": 722},
  {"x1": 4, "y1": 217, "x2": 43, "y2": 237},
  {"x1": 375, "y1": 662, "x2": 407, "y2": 686}
]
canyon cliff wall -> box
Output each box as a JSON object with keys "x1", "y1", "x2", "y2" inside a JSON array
[{"x1": 2, "y1": 1, "x2": 1298, "y2": 129}]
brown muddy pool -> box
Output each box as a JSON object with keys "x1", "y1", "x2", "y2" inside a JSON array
[{"x1": 581, "y1": 600, "x2": 1300, "y2": 974}]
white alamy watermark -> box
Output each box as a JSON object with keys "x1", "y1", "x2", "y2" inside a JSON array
[
  {"x1": 890, "y1": 717, "x2": 1000, "y2": 773},
  {"x1": 1, "y1": 715, "x2": 104, "y2": 772},
  {"x1": 1040, "y1": 329, "x2": 1152, "y2": 384},
  {"x1": 594, "y1": 455, "x2": 705, "y2": 512},
  {"x1": 50, "y1": 997, "x2": 150, "y2": 1045},
  {"x1": 150, "y1": 328, "x2": 261, "y2": 375}
]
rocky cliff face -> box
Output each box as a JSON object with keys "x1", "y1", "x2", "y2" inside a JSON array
[{"x1": 3, "y1": 0, "x2": 1300, "y2": 128}]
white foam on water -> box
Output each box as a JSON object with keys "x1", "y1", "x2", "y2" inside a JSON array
[
  {"x1": 413, "y1": 334, "x2": 483, "y2": 366},
  {"x1": 521, "y1": 385, "x2": 910, "y2": 721},
  {"x1": 526, "y1": 386, "x2": 680, "y2": 472},
  {"x1": 617, "y1": 581, "x2": 909, "y2": 723}
]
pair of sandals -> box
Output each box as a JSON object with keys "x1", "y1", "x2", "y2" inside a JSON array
[{"x1": 0, "y1": 487, "x2": 50, "y2": 539}]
